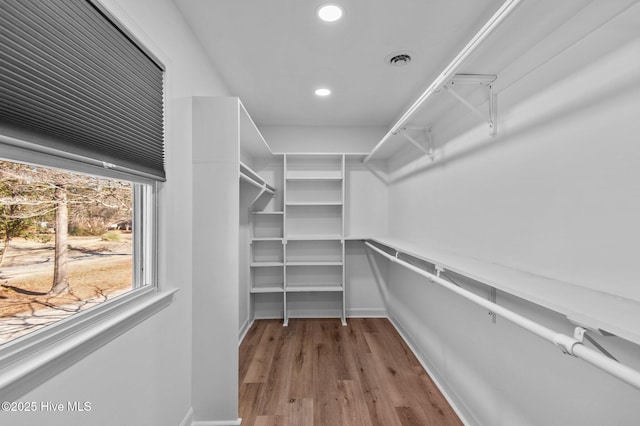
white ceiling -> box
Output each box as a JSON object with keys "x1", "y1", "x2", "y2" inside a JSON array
[{"x1": 172, "y1": 0, "x2": 504, "y2": 127}]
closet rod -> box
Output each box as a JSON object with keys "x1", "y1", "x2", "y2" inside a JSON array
[
  {"x1": 364, "y1": 241, "x2": 640, "y2": 391},
  {"x1": 240, "y1": 173, "x2": 275, "y2": 195},
  {"x1": 363, "y1": 0, "x2": 522, "y2": 164}
]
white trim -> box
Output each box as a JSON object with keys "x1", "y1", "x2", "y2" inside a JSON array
[
  {"x1": 91, "y1": 0, "x2": 169, "y2": 69},
  {"x1": 346, "y1": 308, "x2": 388, "y2": 318},
  {"x1": 387, "y1": 313, "x2": 477, "y2": 426},
  {"x1": 0, "y1": 135, "x2": 157, "y2": 185},
  {"x1": 180, "y1": 407, "x2": 194, "y2": 426},
  {"x1": 0, "y1": 289, "x2": 177, "y2": 401},
  {"x1": 192, "y1": 419, "x2": 242, "y2": 426},
  {"x1": 238, "y1": 318, "x2": 255, "y2": 345}
]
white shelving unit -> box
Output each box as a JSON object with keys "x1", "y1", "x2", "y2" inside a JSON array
[
  {"x1": 283, "y1": 154, "x2": 346, "y2": 326},
  {"x1": 249, "y1": 211, "x2": 284, "y2": 296}
]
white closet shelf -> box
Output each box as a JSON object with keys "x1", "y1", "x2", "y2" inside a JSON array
[
  {"x1": 286, "y1": 172, "x2": 342, "y2": 180},
  {"x1": 286, "y1": 201, "x2": 343, "y2": 206},
  {"x1": 251, "y1": 211, "x2": 284, "y2": 215},
  {"x1": 250, "y1": 286, "x2": 284, "y2": 294},
  {"x1": 251, "y1": 237, "x2": 283, "y2": 242},
  {"x1": 286, "y1": 176, "x2": 343, "y2": 181},
  {"x1": 250, "y1": 261, "x2": 284, "y2": 267},
  {"x1": 285, "y1": 235, "x2": 343, "y2": 241},
  {"x1": 286, "y1": 285, "x2": 343, "y2": 293},
  {"x1": 366, "y1": 237, "x2": 640, "y2": 346},
  {"x1": 286, "y1": 261, "x2": 343, "y2": 267}
]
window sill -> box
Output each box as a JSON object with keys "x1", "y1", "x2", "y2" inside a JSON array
[{"x1": 0, "y1": 287, "x2": 177, "y2": 401}]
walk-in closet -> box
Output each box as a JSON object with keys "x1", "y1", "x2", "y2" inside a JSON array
[{"x1": 1, "y1": 1, "x2": 639, "y2": 425}]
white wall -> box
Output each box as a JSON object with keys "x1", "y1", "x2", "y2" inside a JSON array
[
  {"x1": 383, "y1": 22, "x2": 640, "y2": 426},
  {"x1": 3, "y1": 1, "x2": 233, "y2": 425},
  {"x1": 261, "y1": 125, "x2": 385, "y2": 154}
]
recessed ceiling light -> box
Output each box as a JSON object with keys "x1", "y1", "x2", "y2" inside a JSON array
[
  {"x1": 315, "y1": 88, "x2": 331, "y2": 97},
  {"x1": 317, "y1": 4, "x2": 343, "y2": 22}
]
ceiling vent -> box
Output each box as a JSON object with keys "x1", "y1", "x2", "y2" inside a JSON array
[{"x1": 386, "y1": 51, "x2": 413, "y2": 67}]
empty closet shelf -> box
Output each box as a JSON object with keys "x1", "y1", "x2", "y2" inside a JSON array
[
  {"x1": 250, "y1": 261, "x2": 284, "y2": 267},
  {"x1": 286, "y1": 176, "x2": 343, "y2": 181},
  {"x1": 286, "y1": 285, "x2": 343, "y2": 293},
  {"x1": 286, "y1": 173, "x2": 342, "y2": 180},
  {"x1": 285, "y1": 235, "x2": 343, "y2": 241},
  {"x1": 250, "y1": 286, "x2": 284, "y2": 294},
  {"x1": 286, "y1": 201, "x2": 343, "y2": 206},
  {"x1": 286, "y1": 261, "x2": 343, "y2": 266}
]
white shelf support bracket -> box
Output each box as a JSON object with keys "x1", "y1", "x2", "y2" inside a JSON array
[
  {"x1": 442, "y1": 74, "x2": 498, "y2": 136},
  {"x1": 435, "y1": 264, "x2": 445, "y2": 278},
  {"x1": 424, "y1": 127, "x2": 435, "y2": 160},
  {"x1": 574, "y1": 327, "x2": 619, "y2": 361},
  {"x1": 489, "y1": 84, "x2": 498, "y2": 136},
  {"x1": 488, "y1": 286, "x2": 497, "y2": 323},
  {"x1": 399, "y1": 128, "x2": 431, "y2": 156}
]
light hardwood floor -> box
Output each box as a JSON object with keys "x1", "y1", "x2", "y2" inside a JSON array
[{"x1": 239, "y1": 318, "x2": 462, "y2": 426}]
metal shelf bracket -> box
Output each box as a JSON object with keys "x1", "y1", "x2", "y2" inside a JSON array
[
  {"x1": 443, "y1": 74, "x2": 498, "y2": 136},
  {"x1": 488, "y1": 286, "x2": 497, "y2": 323},
  {"x1": 396, "y1": 128, "x2": 435, "y2": 160},
  {"x1": 574, "y1": 327, "x2": 618, "y2": 361}
]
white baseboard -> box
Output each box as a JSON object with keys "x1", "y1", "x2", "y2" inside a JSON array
[
  {"x1": 347, "y1": 308, "x2": 387, "y2": 318},
  {"x1": 238, "y1": 317, "x2": 254, "y2": 345},
  {"x1": 192, "y1": 419, "x2": 242, "y2": 426},
  {"x1": 387, "y1": 312, "x2": 476, "y2": 426},
  {"x1": 180, "y1": 407, "x2": 241, "y2": 426},
  {"x1": 179, "y1": 407, "x2": 193, "y2": 426}
]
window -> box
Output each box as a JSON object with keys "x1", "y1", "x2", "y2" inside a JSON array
[
  {"x1": 0, "y1": 0, "x2": 170, "y2": 399},
  {"x1": 0, "y1": 158, "x2": 156, "y2": 344}
]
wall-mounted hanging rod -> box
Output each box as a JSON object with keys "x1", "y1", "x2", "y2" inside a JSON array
[
  {"x1": 240, "y1": 161, "x2": 276, "y2": 193},
  {"x1": 364, "y1": 241, "x2": 640, "y2": 391},
  {"x1": 363, "y1": 0, "x2": 522, "y2": 164},
  {"x1": 239, "y1": 172, "x2": 275, "y2": 195}
]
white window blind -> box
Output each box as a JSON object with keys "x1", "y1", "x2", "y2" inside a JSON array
[{"x1": 0, "y1": 0, "x2": 166, "y2": 180}]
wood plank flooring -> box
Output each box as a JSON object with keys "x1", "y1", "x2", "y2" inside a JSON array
[{"x1": 239, "y1": 318, "x2": 462, "y2": 426}]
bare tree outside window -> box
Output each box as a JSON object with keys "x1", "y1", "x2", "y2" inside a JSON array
[{"x1": 0, "y1": 160, "x2": 134, "y2": 343}]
